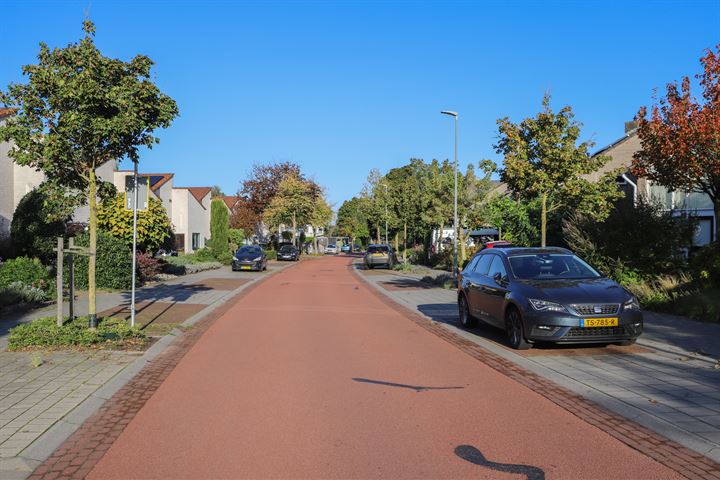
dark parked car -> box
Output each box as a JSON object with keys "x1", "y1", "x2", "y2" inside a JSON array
[
  {"x1": 277, "y1": 244, "x2": 300, "y2": 261},
  {"x1": 340, "y1": 244, "x2": 351, "y2": 253},
  {"x1": 364, "y1": 244, "x2": 396, "y2": 269},
  {"x1": 457, "y1": 247, "x2": 642, "y2": 350},
  {"x1": 232, "y1": 245, "x2": 268, "y2": 272}
]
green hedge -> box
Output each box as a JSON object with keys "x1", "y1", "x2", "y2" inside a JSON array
[
  {"x1": 8, "y1": 315, "x2": 146, "y2": 350},
  {"x1": 72, "y1": 231, "x2": 134, "y2": 290}
]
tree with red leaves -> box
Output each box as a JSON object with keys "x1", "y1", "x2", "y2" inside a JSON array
[{"x1": 632, "y1": 45, "x2": 720, "y2": 244}]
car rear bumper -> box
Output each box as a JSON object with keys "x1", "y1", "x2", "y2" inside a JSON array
[
  {"x1": 366, "y1": 256, "x2": 391, "y2": 265},
  {"x1": 232, "y1": 261, "x2": 262, "y2": 271},
  {"x1": 523, "y1": 310, "x2": 643, "y2": 344}
]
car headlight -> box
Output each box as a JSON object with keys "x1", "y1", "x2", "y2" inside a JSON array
[
  {"x1": 253, "y1": 256, "x2": 262, "y2": 262},
  {"x1": 529, "y1": 298, "x2": 567, "y2": 313},
  {"x1": 623, "y1": 297, "x2": 641, "y2": 311},
  {"x1": 233, "y1": 256, "x2": 239, "y2": 261}
]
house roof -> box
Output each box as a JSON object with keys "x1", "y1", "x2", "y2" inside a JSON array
[
  {"x1": 591, "y1": 129, "x2": 638, "y2": 158},
  {"x1": 218, "y1": 195, "x2": 240, "y2": 210},
  {"x1": 0, "y1": 108, "x2": 17, "y2": 119},
  {"x1": 174, "y1": 187, "x2": 211, "y2": 207}
]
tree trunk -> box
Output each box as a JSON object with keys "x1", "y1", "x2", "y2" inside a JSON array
[
  {"x1": 88, "y1": 167, "x2": 98, "y2": 329},
  {"x1": 459, "y1": 224, "x2": 467, "y2": 265},
  {"x1": 403, "y1": 222, "x2": 407, "y2": 263},
  {"x1": 394, "y1": 231, "x2": 399, "y2": 254},
  {"x1": 540, "y1": 192, "x2": 547, "y2": 247},
  {"x1": 376, "y1": 225, "x2": 380, "y2": 244},
  {"x1": 292, "y1": 212, "x2": 297, "y2": 247}
]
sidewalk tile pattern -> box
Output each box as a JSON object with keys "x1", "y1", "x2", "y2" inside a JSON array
[{"x1": 0, "y1": 352, "x2": 134, "y2": 460}]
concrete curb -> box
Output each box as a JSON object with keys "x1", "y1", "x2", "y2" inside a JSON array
[
  {"x1": 353, "y1": 262, "x2": 720, "y2": 464},
  {"x1": 9, "y1": 261, "x2": 296, "y2": 477}
]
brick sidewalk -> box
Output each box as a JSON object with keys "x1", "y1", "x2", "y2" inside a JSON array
[{"x1": 353, "y1": 264, "x2": 720, "y2": 480}]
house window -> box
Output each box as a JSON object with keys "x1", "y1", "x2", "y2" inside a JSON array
[
  {"x1": 192, "y1": 233, "x2": 200, "y2": 250},
  {"x1": 694, "y1": 217, "x2": 714, "y2": 246}
]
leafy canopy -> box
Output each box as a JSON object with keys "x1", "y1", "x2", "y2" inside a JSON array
[{"x1": 0, "y1": 20, "x2": 179, "y2": 204}]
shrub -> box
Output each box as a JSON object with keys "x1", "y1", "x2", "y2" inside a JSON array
[
  {"x1": 228, "y1": 228, "x2": 245, "y2": 246},
  {"x1": 563, "y1": 199, "x2": 695, "y2": 276},
  {"x1": 690, "y1": 244, "x2": 720, "y2": 285},
  {"x1": 136, "y1": 252, "x2": 162, "y2": 281},
  {"x1": 264, "y1": 249, "x2": 277, "y2": 261},
  {"x1": 216, "y1": 251, "x2": 233, "y2": 265},
  {"x1": 10, "y1": 188, "x2": 69, "y2": 264},
  {"x1": 194, "y1": 247, "x2": 216, "y2": 262},
  {"x1": 0, "y1": 256, "x2": 53, "y2": 295},
  {"x1": 0, "y1": 281, "x2": 49, "y2": 307},
  {"x1": 72, "y1": 231, "x2": 134, "y2": 290},
  {"x1": 97, "y1": 193, "x2": 172, "y2": 254},
  {"x1": 8, "y1": 315, "x2": 146, "y2": 350}
]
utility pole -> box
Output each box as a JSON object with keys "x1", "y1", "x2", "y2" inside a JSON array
[
  {"x1": 382, "y1": 182, "x2": 389, "y2": 244},
  {"x1": 130, "y1": 160, "x2": 139, "y2": 327},
  {"x1": 441, "y1": 110, "x2": 459, "y2": 277}
]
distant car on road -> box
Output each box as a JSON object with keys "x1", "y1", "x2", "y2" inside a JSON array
[
  {"x1": 457, "y1": 247, "x2": 642, "y2": 350},
  {"x1": 277, "y1": 244, "x2": 299, "y2": 261},
  {"x1": 340, "y1": 244, "x2": 351, "y2": 253},
  {"x1": 325, "y1": 244, "x2": 338, "y2": 254},
  {"x1": 364, "y1": 244, "x2": 396, "y2": 269},
  {"x1": 353, "y1": 244, "x2": 362, "y2": 253},
  {"x1": 232, "y1": 245, "x2": 268, "y2": 272}
]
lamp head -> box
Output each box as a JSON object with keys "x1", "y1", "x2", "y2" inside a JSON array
[{"x1": 441, "y1": 110, "x2": 458, "y2": 117}]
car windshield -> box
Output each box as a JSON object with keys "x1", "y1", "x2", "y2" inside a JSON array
[
  {"x1": 279, "y1": 245, "x2": 294, "y2": 252},
  {"x1": 508, "y1": 254, "x2": 601, "y2": 280},
  {"x1": 367, "y1": 246, "x2": 389, "y2": 254},
  {"x1": 237, "y1": 246, "x2": 261, "y2": 255}
]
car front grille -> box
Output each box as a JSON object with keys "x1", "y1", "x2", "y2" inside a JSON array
[
  {"x1": 570, "y1": 303, "x2": 620, "y2": 315},
  {"x1": 565, "y1": 326, "x2": 628, "y2": 338}
]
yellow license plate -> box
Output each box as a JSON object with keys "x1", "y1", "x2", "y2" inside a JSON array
[
  {"x1": 372, "y1": 253, "x2": 385, "y2": 257},
  {"x1": 581, "y1": 317, "x2": 619, "y2": 327},
  {"x1": 241, "y1": 266, "x2": 252, "y2": 270}
]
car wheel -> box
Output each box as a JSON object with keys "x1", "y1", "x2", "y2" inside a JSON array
[
  {"x1": 458, "y1": 294, "x2": 476, "y2": 328},
  {"x1": 505, "y1": 307, "x2": 531, "y2": 350}
]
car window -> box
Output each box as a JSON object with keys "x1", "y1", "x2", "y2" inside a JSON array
[
  {"x1": 279, "y1": 246, "x2": 294, "y2": 252},
  {"x1": 367, "y1": 246, "x2": 389, "y2": 254},
  {"x1": 463, "y1": 255, "x2": 481, "y2": 273},
  {"x1": 474, "y1": 254, "x2": 494, "y2": 275},
  {"x1": 488, "y1": 256, "x2": 507, "y2": 279},
  {"x1": 508, "y1": 254, "x2": 601, "y2": 280},
  {"x1": 237, "y1": 246, "x2": 261, "y2": 255}
]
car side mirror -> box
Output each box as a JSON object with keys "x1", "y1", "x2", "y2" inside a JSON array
[{"x1": 494, "y1": 272, "x2": 508, "y2": 286}]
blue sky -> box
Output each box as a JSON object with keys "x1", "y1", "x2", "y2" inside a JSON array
[{"x1": 2, "y1": 1, "x2": 719, "y2": 208}]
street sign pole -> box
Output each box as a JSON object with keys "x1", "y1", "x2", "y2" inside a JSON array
[{"x1": 130, "y1": 160, "x2": 139, "y2": 327}]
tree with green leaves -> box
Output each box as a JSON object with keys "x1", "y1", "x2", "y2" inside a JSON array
[
  {"x1": 210, "y1": 185, "x2": 225, "y2": 198},
  {"x1": 209, "y1": 199, "x2": 230, "y2": 257},
  {"x1": 494, "y1": 94, "x2": 622, "y2": 246},
  {"x1": 421, "y1": 159, "x2": 456, "y2": 249},
  {"x1": 455, "y1": 163, "x2": 493, "y2": 263},
  {"x1": 97, "y1": 193, "x2": 172, "y2": 254},
  {"x1": 336, "y1": 197, "x2": 370, "y2": 247},
  {"x1": 264, "y1": 173, "x2": 321, "y2": 247},
  {"x1": 480, "y1": 194, "x2": 539, "y2": 246},
  {"x1": 0, "y1": 21, "x2": 178, "y2": 326}
]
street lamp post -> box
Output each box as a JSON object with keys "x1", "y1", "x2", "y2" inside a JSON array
[
  {"x1": 381, "y1": 182, "x2": 389, "y2": 244},
  {"x1": 441, "y1": 110, "x2": 458, "y2": 277}
]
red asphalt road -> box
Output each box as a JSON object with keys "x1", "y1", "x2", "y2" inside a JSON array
[{"x1": 89, "y1": 257, "x2": 681, "y2": 479}]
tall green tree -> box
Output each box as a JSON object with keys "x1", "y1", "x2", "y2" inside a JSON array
[
  {"x1": 494, "y1": 94, "x2": 622, "y2": 246},
  {"x1": 0, "y1": 21, "x2": 178, "y2": 326},
  {"x1": 336, "y1": 197, "x2": 370, "y2": 247},
  {"x1": 10, "y1": 187, "x2": 70, "y2": 264},
  {"x1": 632, "y1": 45, "x2": 720, "y2": 244},
  {"x1": 209, "y1": 199, "x2": 230, "y2": 257}
]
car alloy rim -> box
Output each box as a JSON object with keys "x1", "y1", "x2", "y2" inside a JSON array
[
  {"x1": 460, "y1": 297, "x2": 468, "y2": 325},
  {"x1": 509, "y1": 313, "x2": 520, "y2": 345}
]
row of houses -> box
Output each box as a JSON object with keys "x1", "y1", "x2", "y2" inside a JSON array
[{"x1": 0, "y1": 108, "x2": 212, "y2": 254}]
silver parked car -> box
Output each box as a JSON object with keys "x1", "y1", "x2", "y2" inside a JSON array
[{"x1": 363, "y1": 244, "x2": 396, "y2": 269}]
